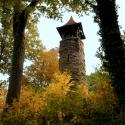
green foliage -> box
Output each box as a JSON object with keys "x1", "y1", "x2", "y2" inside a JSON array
[
  {"x1": 0, "y1": 14, "x2": 43, "y2": 74},
  {"x1": 0, "y1": 0, "x2": 94, "y2": 22},
  {"x1": 25, "y1": 15, "x2": 44, "y2": 61},
  {"x1": 87, "y1": 68, "x2": 111, "y2": 91},
  {"x1": 122, "y1": 31, "x2": 125, "y2": 44}
]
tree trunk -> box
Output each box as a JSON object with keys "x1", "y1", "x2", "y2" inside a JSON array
[
  {"x1": 5, "y1": 10, "x2": 28, "y2": 106},
  {"x1": 95, "y1": 0, "x2": 125, "y2": 124}
]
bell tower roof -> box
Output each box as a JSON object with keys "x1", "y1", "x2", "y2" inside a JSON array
[{"x1": 57, "y1": 17, "x2": 85, "y2": 40}]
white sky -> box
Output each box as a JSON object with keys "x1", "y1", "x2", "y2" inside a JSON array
[{"x1": 38, "y1": 0, "x2": 125, "y2": 75}]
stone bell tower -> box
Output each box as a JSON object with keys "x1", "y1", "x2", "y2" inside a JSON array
[{"x1": 57, "y1": 17, "x2": 86, "y2": 82}]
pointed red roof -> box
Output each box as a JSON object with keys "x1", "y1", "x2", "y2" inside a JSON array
[
  {"x1": 57, "y1": 16, "x2": 85, "y2": 39},
  {"x1": 64, "y1": 16, "x2": 76, "y2": 26}
]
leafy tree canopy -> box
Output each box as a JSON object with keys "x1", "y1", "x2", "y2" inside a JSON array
[
  {"x1": 0, "y1": 14, "x2": 43, "y2": 74},
  {"x1": 25, "y1": 48, "x2": 59, "y2": 88},
  {"x1": 0, "y1": 0, "x2": 93, "y2": 19}
]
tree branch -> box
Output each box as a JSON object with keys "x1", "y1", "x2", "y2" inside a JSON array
[
  {"x1": 85, "y1": 0, "x2": 97, "y2": 12},
  {"x1": 19, "y1": 0, "x2": 39, "y2": 28},
  {"x1": 26, "y1": 0, "x2": 39, "y2": 11}
]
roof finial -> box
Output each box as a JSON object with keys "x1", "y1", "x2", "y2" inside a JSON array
[
  {"x1": 70, "y1": 16, "x2": 73, "y2": 19},
  {"x1": 65, "y1": 16, "x2": 76, "y2": 26}
]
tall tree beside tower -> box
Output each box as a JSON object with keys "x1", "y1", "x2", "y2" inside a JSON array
[
  {"x1": 95, "y1": 0, "x2": 125, "y2": 124},
  {"x1": 5, "y1": 0, "x2": 39, "y2": 106}
]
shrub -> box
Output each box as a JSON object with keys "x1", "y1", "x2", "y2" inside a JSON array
[{"x1": 1, "y1": 72, "x2": 118, "y2": 125}]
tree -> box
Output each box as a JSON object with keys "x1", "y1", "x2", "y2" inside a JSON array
[
  {"x1": 94, "y1": 0, "x2": 125, "y2": 124},
  {"x1": 0, "y1": 14, "x2": 43, "y2": 75},
  {"x1": 0, "y1": 0, "x2": 77, "y2": 106},
  {"x1": 25, "y1": 48, "x2": 59, "y2": 88}
]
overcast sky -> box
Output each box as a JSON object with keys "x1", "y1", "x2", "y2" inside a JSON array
[{"x1": 38, "y1": 0, "x2": 125, "y2": 74}]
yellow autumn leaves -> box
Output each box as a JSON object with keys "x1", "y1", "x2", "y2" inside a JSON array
[{"x1": 1, "y1": 72, "x2": 117, "y2": 125}]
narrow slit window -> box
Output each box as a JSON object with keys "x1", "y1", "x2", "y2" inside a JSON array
[{"x1": 67, "y1": 55, "x2": 70, "y2": 62}]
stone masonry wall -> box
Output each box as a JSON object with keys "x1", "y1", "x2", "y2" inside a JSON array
[{"x1": 59, "y1": 37, "x2": 86, "y2": 83}]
